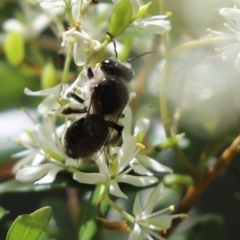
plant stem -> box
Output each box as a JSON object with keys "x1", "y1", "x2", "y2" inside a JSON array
[
  {"x1": 62, "y1": 39, "x2": 74, "y2": 83},
  {"x1": 104, "y1": 195, "x2": 135, "y2": 223},
  {"x1": 165, "y1": 134, "x2": 240, "y2": 237}
]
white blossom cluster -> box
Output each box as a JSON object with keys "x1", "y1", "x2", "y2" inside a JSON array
[{"x1": 211, "y1": 0, "x2": 240, "y2": 72}]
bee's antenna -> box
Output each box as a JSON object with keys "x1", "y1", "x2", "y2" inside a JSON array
[
  {"x1": 106, "y1": 32, "x2": 118, "y2": 59},
  {"x1": 126, "y1": 51, "x2": 158, "y2": 63}
]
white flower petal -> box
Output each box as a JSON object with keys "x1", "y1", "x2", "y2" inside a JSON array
[
  {"x1": 235, "y1": 52, "x2": 240, "y2": 72},
  {"x1": 73, "y1": 38, "x2": 88, "y2": 66},
  {"x1": 133, "y1": 194, "x2": 142, "y2": 219},
  {"x1": 32, "y1": 14, "x2": 51, "y2": 36},
  {"x1": 132, "y1": 16, "x2": 171, "y2": 33},
  {"x1": 35, "y1": 165, "x2": 63, "y2": 184},
  {"x1": 2, "y1": 19, "x2": 27, "y2": 35},
  {"x1": 132, "y1": 163, "x2": 153, "y2": 176},
  {"x1": 134, "y1": 118, "x2": 150, "y2": 139},
  {"x1": 219, "y1": 7, "x2": 240, "y2": 20},
  {"x1": 128, "y1": 224, "x2": 144, "y2": 240},
  {"x1": 144, "y1": 215, "x2": 173, "y2": 230},
  {"x1": 16, "y1": 163, "x2": 55, "y2": 182},
  {"x1": 31, "y1": 153, "x2": 46, "y2": 166},
  {"x1": 24, "y1": 84, "x2": 62, "y2": 96},
  {"x1": 116, "y1": 174, "x2": 158, "y2": 187},
  {"x1": 96, "y1": 154, "x2": 109, "y2": 175},
  {"x1": 221, "y1": 43, "x2": 239, "y2": 61},
  {"x1": 121, "y1": 105, "x2": 132, "y2": 139},
  {"x1": 38, "y1": 95, "x2": 60, "y2": 114},
  {"x1": 40, "y1": 2, "x2": 57, "y2": 9},
  {"x1": 136, "y1": 154, "x2": 173, "y2": 174},
  {"x1": 12, "y1": 151, "x2": 37, "y2": 173},
  {"x1": 118, "y1": 136, "x2": 136, "y2": 173},
  {"x1": 143, "y1": 183, "x2": 163, "y2": 215},
  {"x1": 73, "y1": 172, "x2": 106, "y2": 184},
  {"x1": 109, "y1": 179, "x2": 128, "y2": 198}
]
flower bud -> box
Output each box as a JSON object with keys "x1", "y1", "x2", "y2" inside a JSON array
[
  {"x1": 108, "y1": 0, "x2": 133, "y2": 37},
  {"x1": 41, "y1": 60, "x2": 57, "y2": 89},
  {"x1": 3, "y1": 32, "x2": 25, "y2": 66}
]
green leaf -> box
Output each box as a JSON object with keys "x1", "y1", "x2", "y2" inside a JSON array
[
  {"x1": 6, "y1": 207, "x2": 52, "y2": 240},
  {"x1": 108, "y1": 0, "x2": 133, "y2": 37},
  {"x1": 3, "y1": 32, "x2": 25, "y2": 66},
  {"x1": 41, "y1": 60, "x2": 57, "y2": 89},
  {"x1": 0, "y1": 178, "x2": 79, "y2": 194},
  {"x1": 0, "y1": 206, "x2": 9, "y2": 220},
  {"x1": 131, "y1": 2, "x2": 151, "y2": 22}
]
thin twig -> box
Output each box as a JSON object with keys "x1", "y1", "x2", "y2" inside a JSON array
[{"x1": 164, "y1": 134, "x2": 240, "y2": 237}]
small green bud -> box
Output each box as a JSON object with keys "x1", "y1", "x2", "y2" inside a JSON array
[
  {"x1": 108, "y1": 0, "x2": 133, "y2": 37},
  {"x1": 158, "y1": 133, "x2": 185, "y2": 150},
  {"x1": 164, "y1": 174, "x2": 194, "y2": 187},
  {"x1": 3, "y1": 32, "x2": 25, "y2": 66},
  {"x1": 131, "y1": 2, "x2": 151, "y2": 22},
  {"x1": 41, "y1": 60, "x2": 57, "y2": 89}
]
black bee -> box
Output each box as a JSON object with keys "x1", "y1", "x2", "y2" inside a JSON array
[
  {"x1": 60, "y1": 52, "x2": 157, "y2": 162},
  {"x1": 62, "y1": 114, "x2": 123, "y2": 161},
  {"x1": 61, "y1": 58, "x2": 134, "y2": 162}
]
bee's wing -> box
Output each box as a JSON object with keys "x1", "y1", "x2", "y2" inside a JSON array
[{"x1": 92, "y1": 106, "x2": 126, "y2": 162}]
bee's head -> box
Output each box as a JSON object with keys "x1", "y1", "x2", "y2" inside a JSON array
[{"x1": 100, "y1": 59, "x2": 134, "y2": 82}]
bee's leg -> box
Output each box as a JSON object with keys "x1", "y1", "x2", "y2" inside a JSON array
[
  {"x1": 107, "y1": 121, "x2": 124, "y2": 146},
  {"x1": 67, "y1": 91, "x2": 85, "y2": 104},
  {"x1": 61, "y1": 107, "x2": 87, "y2": 115},
  {"x1": 86, "y1": 65, "x2": 94, "y2": 79}
]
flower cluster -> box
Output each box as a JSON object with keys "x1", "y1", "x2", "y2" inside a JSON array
[{"x1": 211, "y1": 1, "x2": 240, "y2": 72}]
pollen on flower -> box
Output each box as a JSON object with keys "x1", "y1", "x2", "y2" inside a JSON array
[
  {"x1": 16, "y1": 139, "x2": 22, "y2": 145},
  {"x1": 136, "y1": 143, "x2": 145, "y2": 150},
  {"x1": 223, "y1": 22, "x2": 229, "y2": 28},
  {"x1": 95, "y1": 62, "x2": 101, "y2": 68},
  {"x1": 85, "y1": 48, "x2": 90, "y2": 54},
  {"x1": 19, "y1": 162, "x2": 24, "y2": 169},
  {"x1": 46, "y1": 153, "x2": 51, "y2": 161},
  {"x1": 69, "y1": 22, "x2": 81, "y2": 31},
  {"x1": 169, "y1": 205, "x2": 174, "y2": 211},
  {"x1": 206, "y1": 28, "x2": 212, "y2": 32},
  {"x1": 166, "y1": 12, "x2": 172, "y2": 17}
]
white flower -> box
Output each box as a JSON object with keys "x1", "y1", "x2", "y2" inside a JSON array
[
  {"x1": 13, "y1": 115, "x2": 77, "y2": 184},
  {"x1": 24, "y1": 84, "x2": 68, "y2": 115},
  {"x1": 37, "y1": 0, "x2": 78, "y2": 10},
  {"x1": 129, "y1": 183, "x2": 186, "y2": 240},
  {"x1": 3, "y1": 14, "x2": 59, "y2": 39},
  {"x1": 61, "y1": 25, "x2": 101, "y2": 66},
  {"x1": 131, "y1": 15, "x2": 171, "y2": 34},
  {"x1": 73, "y1": 106, "x2": 172, "y2": 198},
  {"x1": 121, "y1": 107, "x2": 173, "y2": 176},
  {"x1": 211, "y1": 5, "x2": 240, "y2": 72},
  {"x1": 73, "y1": 136, "x2": 158, "y2": 199}
]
